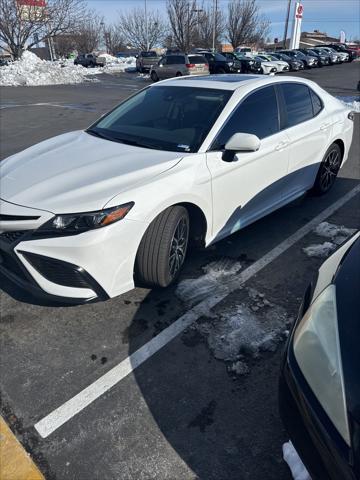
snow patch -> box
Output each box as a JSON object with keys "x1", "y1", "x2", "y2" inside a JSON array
[
  {"x1": 336, "y1": 95, "x2": 360, "y2": 112},
  {"x1": 283, "y1": 441, "x2": 311, "y2": 480},
  {"x1": 303, "y1": 222, "x2": 356, "y2": 258},
  {"x1": 176, "y1": 258, "x2": 242, "y2": 307},
  {"x1": 0, "y1": 51, "x2": 136, "y2": 86}
]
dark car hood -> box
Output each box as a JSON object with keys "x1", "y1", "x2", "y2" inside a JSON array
[{"x1": 334, "y1": 235, "x2": 360, "y2": 424}]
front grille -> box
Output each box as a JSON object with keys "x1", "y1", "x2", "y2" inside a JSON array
[
  {"x1": 0, "y1": 231, "x2": 28, "y2": 244},
  {"x1": 20, "y1": 251, "x2": 91, "y2": 289}
]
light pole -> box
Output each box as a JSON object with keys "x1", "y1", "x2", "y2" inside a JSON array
[
  {"x1": 283, "y1": 0, "x2": 292, "y2": 48},
  {"x1": 192, "y1": 8, "x2": 204, "y2": 45},
  {"x1": 145, "y1": 0, "x2": 149, "y2": 51},
  {"x1": 212, "y1": 0, "x2": 218, "y2": 52}
]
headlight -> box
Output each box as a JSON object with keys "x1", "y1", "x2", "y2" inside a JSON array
[
  {"x1": 38, "y1": 202, "x2": 134, "y2": 235},
  {"x1": 228, "y1": 61, "x2": 234, "y2": 66},
  {"x1": 293, "y1": 284, "x2": 350, "y2": 446},
  {"x1": 249, "y1": 60, "x2": 254, "y2": 64}
]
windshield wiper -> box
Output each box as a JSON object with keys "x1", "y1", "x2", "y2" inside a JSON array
[{"x1": 86, "y1": 129, "x2": 114, "y2": 141}]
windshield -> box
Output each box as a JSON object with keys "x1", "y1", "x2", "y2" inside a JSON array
[
  {"x1": 214, "y1": 53, "x2": 227, "y2": 61},
  {"x1": 88, "y1": 86, "x2": 232, "y2": 153},
  {"x1": 141, "y1": 51, "x2": 157, "y2": 57}
]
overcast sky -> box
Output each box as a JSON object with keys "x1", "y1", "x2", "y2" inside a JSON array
[{"x1": 86, "y1": 0, "x2": 360, "y2": 42}]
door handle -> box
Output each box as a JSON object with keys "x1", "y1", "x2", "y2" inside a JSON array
[
  {"x1": 275, "y1": 141, "x2": 289, "y2": 151},
  {"x1": 320, "y1": 123, "x2": 330, "y2": 130}
]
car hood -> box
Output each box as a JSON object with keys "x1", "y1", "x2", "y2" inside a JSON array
[{"x1": 0, "y1": 130, "x2": 184, "y2": 214}]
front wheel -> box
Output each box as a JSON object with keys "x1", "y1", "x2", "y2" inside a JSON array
[
  {"x1": 135, "y1": 206, "x2": 189, "y2": 288},
  {"x1": 312, "y1": 144, "x2": 342, "y2": 195}
]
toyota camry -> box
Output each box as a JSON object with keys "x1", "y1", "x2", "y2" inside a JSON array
[{"x1": 0, "y1": 75, "x2": 354, "y2": 304}]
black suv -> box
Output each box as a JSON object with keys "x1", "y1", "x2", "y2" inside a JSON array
[
  {"x1": 222, "y1": 52, "x2": 262, "y2": 74},
  {"x1": 197, "y1": 51, "x2": 232, "y2": 74}
]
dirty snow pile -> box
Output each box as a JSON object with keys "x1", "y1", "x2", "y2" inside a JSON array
[
  {"x1": 177, "y1": 259, "x2": 291, "y2": 376},
  {"x1": 336, "y1": 95, "x2": 360, "y2": 113},
  {"x1": 283, "y1": 442, "x2": 311, "y2": 480},
  {"x1": 0, "y1": 51, "x2": 100, "y2": 86},
  {"x1": 303, "y1": 221, "x2": 356, "y2": 258},
  {"x1": 98, "y1": 53, "x2": 136, "y2": 72}
]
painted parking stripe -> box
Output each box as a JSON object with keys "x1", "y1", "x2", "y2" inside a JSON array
[
  {"x1": 0, "y1": 417, "x2": 44, "y2": 480},
  {"x1": 35, "y1": 184, "x2": 360, "y2": 439}
]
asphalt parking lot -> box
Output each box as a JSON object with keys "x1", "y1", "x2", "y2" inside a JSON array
[{"x1": 1, "y1": 62, "x2": 360, "y2": 480}]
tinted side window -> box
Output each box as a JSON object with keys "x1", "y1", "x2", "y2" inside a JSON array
[
  {"x1": 167, "y1": 56, "x2": 185, "y2": 65},
  {"x1": 281, "y1": 83, "x2": 314, "y2": 127},
  {"x1": 211, "y1": 86, "x2": 279, "y2": 149},
  {"x1": 310, "y1": 89, "x2": 323, "y2": 116}
]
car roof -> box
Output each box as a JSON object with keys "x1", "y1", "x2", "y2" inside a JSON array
[{"x1": 150, "y1": 74, "x2": 316, "y2": 91}]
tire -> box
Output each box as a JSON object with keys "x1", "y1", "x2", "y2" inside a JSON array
[
  {"x1": 135, "y1": 206, "x2": 189, "y2": 288},
  {"x1": 150, "y1": 71, "x2": 159, "y2": 82},
  {"x1": 217, "y1": 67, "x2": 226, "y2": 74},
  {"x1": 175, "y1": 72, "x2": 182, "y2": 77},
  {"x1": 312, "y1": 143, "x2": 342, "y2": 195}
]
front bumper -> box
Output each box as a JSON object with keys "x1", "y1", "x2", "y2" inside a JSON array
[
  {"x1": 279, "y1": 298, "x2": 357, "y2": 480},
  {"x1": 0, "y1": 201, "x2": 147, "y2": 303}
]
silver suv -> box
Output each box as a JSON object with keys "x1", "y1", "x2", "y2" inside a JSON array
[{"x1": 150, "y1": 54, "x2": 209, "y2": 82}]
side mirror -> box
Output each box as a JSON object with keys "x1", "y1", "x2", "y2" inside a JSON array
[{"x1": 222, "y1": 133, "x2": 261, "y2": 162}]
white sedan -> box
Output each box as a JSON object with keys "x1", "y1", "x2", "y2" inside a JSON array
[
  {"x1": 0, "y1": 75, "x2": 354, "y2": 304},
  {"x1": 258, "y1": 54, "x2": 290, "y2": 73},
  {"x1": 252, "y1": 56, "x2": 278, "y2": 74}
]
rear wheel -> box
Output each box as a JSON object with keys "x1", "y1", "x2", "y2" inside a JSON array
[
  {"x1": 312, "y1": 143, "x2": 342, "y2": 195},
  {"x1": 217, "y1": 67, "x2": 226, "y2": 74},
  {"x1": 135, "y1": 206, "x2": 189, "y2": 288},
  {"x1": 175, "y1": 72, "x2": 182, "y2": 77},
  {"x1": 150, "y1": 71, "x2": 159, "y2": 82}
]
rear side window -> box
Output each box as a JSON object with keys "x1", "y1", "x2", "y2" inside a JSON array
[
  {"x1": 167, "y1": 56, "x2": 185, "y2": 65},
  {"x1": 188, "y1": 55, "x2": 207, "y2": 64},
  {"x1": 310, "y1": 89, "x2": 323, "y2": 116},
  {"x1": 211, "y1": 86, "x2": 279, "y2": 149},
  {"x1": 281, "y1": 83, "x2": 314, "y2": 128}
]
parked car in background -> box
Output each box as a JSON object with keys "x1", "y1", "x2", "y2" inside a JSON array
[
  {"x1": 235, "y1": 47, "x2": 253, "y2": 57},
  {"x1": 270, "y1": 52, "x2": 304, "y2": 71},
  {"x1": 136, "y1": 51, "x2": 159, "y2": 73},
  {"x1": 0, "y1": 75, "x2": 354, "y2": 304},
  {"x1": 222, "y1": 52, "x2": 262, "y2": 74},
  {"x1": 297, "y1": 48, "x2": 330, "y2": 67},
  {"x1": 314, "y1": 46, "x2": 347, "y2": 63},
  {"x1": 322, "y1": 43, "x2": 357, "y2": 61},
  {"x1": 257, "y1": 54, "x2": 290, "y2": 73},
  {"x1": 196, "y1": 51, "x2": 232, "y2": 74},
  {"x1": 74, "y1": 53, "x2": 104, "y2": 68},
  {"x1": 280, "y1": 231, "x2": 360, "y2": 480},
  {"x1": 150, "y1": 53, "x2": 209, "y2": 81},
  {"x1": 313, "y1": 46, "x2": 340, "y2": 64},
  {"x1": 252, "y1": 56, "x2": 277, "y2": 74},
  {"x1": 278, "y1": 50, "x2": 317, "y2": 68}
]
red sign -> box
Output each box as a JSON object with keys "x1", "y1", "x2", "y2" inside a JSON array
[
  {"x1": 296, "y1": 4, "x2": 303, "y2": 18},
  {"x1": 17, "y1": 0, "x2": 46, "y2": 6}
]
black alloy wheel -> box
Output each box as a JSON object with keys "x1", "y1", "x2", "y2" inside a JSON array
[{"x1": 312, "y1": 143, "x2": 342, "y2": 195}]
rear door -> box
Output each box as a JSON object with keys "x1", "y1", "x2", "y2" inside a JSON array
[
  {"x1": 206, "y1": 85, "x2": 290, "y2": 240},
  {"x1": 278, "y1": 82, "x2": 334, "y2": 200}
]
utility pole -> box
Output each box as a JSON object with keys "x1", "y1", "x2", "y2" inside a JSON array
[
  {"x1": 212, "y1": 0, "x2": 218, "y2": 52},
  {"x1": 187, "y1": 2, "x2": 190, "y2": 52},
  {"x1": 282, "y1": 0, "x2": 291, "y2": 48},
  {"x1": 145, "y1": 0, "x2": 149, "y2": 51}
]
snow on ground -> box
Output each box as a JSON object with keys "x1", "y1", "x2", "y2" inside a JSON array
[
  {"x1": 177, "y1": 262, "x2": 290, "y2": 375},
  {"x1": 0, "y1": 51, "x2": 136, "y2": 86},
  {"x1": 303, "y1": 221, "x2": 356, "y2": 258},
  {"x1": 283, "y1": 442, "x2": 311, "y2": 480},
  {"x1": 97, "y1": 53, "x2": 136, "y2": 72},
  {"x1": 336, "y1": 96, "x2": 360, "y2": 112},
  {"x1": 176, "y1": 258, "x2": 242, "y2": 307}
]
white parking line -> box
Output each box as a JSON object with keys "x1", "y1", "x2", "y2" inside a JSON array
[{"x1": 35, "y1": 184, "x2": 360, "y2": 438}]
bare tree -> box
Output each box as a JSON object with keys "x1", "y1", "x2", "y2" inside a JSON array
[
  {"x1": 0, "y1": 0, "x2": 86, "y2": 59},
  {"x1": 166, "y1": 0, "x2": 198, "y2": 51},
  {"x1": 196, "y1": 6, "x2": 224, "y2": 49},
  {"x1": 103, "y1": 24, "x2": 126, "y2": 55},
  {"x1": 117, "y1": 7, "x2": 165, "y2": 51},
  {"x1": 225, "y1": 0, "x2": 270, "y2": 49},
  {"x1": 54, "y1": 33, "x2": 77, "y2": 57},
  {"x1": 72, "y1": 11, "x2": 103, "y2": 53}
]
